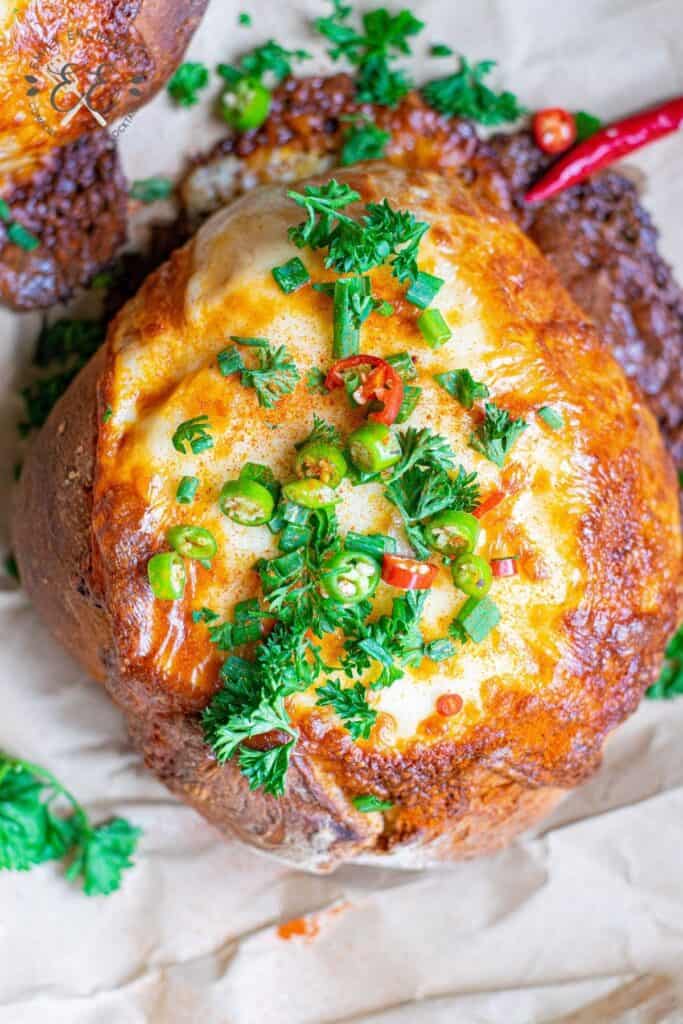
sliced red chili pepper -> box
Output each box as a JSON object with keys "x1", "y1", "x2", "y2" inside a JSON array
[
  {"x1": 381, "y1": 554, "x2": 438, "y2": 590},
  {"x1": 473, "y1": 489, "x2": 505, "y2": 519},
  {"x1": 491, "y1": 557, "x2": 518, "y2": 578},
  {"x1": 532, "y1": 108, "x2": 577, "y2": 155},
  {"x1": 526, "y1": 95, "x2": 683, "y2": 203},
  {"x1": 325, "y1": 354, "x2": 404, "y2": 425}
]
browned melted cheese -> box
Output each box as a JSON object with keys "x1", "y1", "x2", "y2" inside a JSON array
[{"x1": 93, "y1": 164, "x2": 680, "y2": 818}]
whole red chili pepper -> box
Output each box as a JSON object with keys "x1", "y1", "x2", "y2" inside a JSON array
[{"x1": 525, "y1": 96, "x2": 683, "y2": 204}]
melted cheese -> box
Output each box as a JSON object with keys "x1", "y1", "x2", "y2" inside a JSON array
[{"x1": 97, "y1": 164, "x2": 596, "y2": 749}]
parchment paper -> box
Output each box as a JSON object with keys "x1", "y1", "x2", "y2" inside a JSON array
[{"x1": 1, "y1": 2, "x2": 683, "y2": 1022}]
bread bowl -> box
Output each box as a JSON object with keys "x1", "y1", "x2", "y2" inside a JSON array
[
  {"x1": 12, "y1": 162, "x2": 681, "y2": 870},
  {"x1": 0, "y1": 0, "x2": 209, "y2": 309}
]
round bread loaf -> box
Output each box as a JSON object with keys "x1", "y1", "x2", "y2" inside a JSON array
[{"x1": 13, "y1": 163, "x2": 681, "y2": 870}]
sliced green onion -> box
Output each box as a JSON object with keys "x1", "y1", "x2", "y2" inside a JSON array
[
  {"x1": 345, "y1": 532, "x2": 397, "y2": 560},
  {"x1": 230, "y1": 336, "x2": 269, "y2": 347},
  {"x1": 406, "y1": 271, "x2": 444, "y2": 309},
  {"x1": 129, "y1": 177, "x2": 174, "y2": 203},
  {"x1": 280, "y1": 500, "x2": 311, "y2": 526},
  {"x1": 455, "y1": 596, "x2": 500, "y2": 643},
  {"x1": 395, "y1": 384, "x2": 422, "y2": 423},
  {"x1": 7, "y1": 222, "x2": 39, "y2": 251},
  {"x1": 176, "y1": 475, "x2": 200, "y2": 504},
  {"x1": 257, "y1": 550, "x2": 305, "y2": 592},
  {"x1": 0, "y1": 199, "x2": 11, "y2": 223},
  {"x1": 279, "y1": 522, "x2": 312, "y2": 552},
  {"x1": 333, "y1": 277, "x2": 368, "y2": 358},
  {"x1": 217, "y1": 346, "x2": 244, "y2": 376},
  {"x1": 537, "y1": 406, "x2": 564, "y2": 430},
  {"x1": 272, "y1": 257, "x2": 310, "y2": 294},
  {"x1": 424, "y1": 638, "x2": 456, "y2": 661},
  {"x1": 417, "y1": 308, "x2": 452, "y2": 349}
]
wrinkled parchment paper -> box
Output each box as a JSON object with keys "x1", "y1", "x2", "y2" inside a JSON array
[{"x1": 1, "y1": 2, "x2": 683, "y2": 1021}]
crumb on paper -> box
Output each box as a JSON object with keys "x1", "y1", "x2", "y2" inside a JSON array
[{"x1": 277, "y1": 901, "x2": 352, "y2": 943}]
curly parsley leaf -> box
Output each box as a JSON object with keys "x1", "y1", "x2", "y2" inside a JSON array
[
  {"x1": 315, "y1": 680, "x2": 377, "y2": 739},
  {"x1": 469, "y1": 402, "x2": 528, "y2": 468},
  {"x1": 341, "y1": 118, "x2": 391, "y2": 165},
  {"x1": 167, "y1": 62, "x2": 210, "y2": 106},
  {"x1": 315, "y1": 4, "x2": 423, "y2": 106},
  {"x1": 129, "y1": 177, "x2": 174, "y2": 203},
  {"x1": 646, "y1": 626, "x2": 683, "y2": 700},
  {"x1": 218, "y1": 40, "x2": 311, "y2": 87},
  {"x1": 575, "y1": 110, "x2": 602, "y2": 141},
  {"x1": 222, "y1": 338, "x2": 300, "y2": 409},
  {"x1": 423, "y1": 57, "x2": 526, "y2": 125},
  {"x1": 306, "y1": 367, "x2": 327, "y2": 393},
  {"x1": 435, "y1": 368, "x2": 490, "y2": 410},
  {"x1": 0, "y1": 755, "x2": 140, "y2": 894},
  {"x1": 297, "y1": 414, "x2": 342, "y2": 449},
  {"x1": 288, "y1": 181, "x2": 429, "y2": 284}
]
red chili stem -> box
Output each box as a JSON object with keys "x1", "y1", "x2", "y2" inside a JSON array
[{"x1": 525, "y1": 96, "x2": 683, "y2": 204}]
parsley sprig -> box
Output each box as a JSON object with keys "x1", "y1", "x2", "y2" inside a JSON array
[
  {"x1": 0, "y1": 754, "x2": 140, "y2": 895},
  {"x1": 315, "y1": 681, "x2": 377, "y2": 739},
  {"x1": 385, "y1": 428, "x2": 479, "y2": 558},
  {"x1": 646, "y1": 625, "x2": 683, "y2": 700},
  {"x1": 287, "y1": 181, "x2": 429, "y2": 284},
  {"x1": 218, "y1": 337, "x2": 300, "y2": 409},
  {"x1": 469, "y1": 402, "x2": 528, "y2": 468},
  {"x1": 423, "y1": 57, "x2": 526, "y2": 125},
  {"x1": 218, "y1": 40, "x2": 311, "y2": 87},
  {"x1": 315, "y1": 3, "x2": 424, "y2": 106}
]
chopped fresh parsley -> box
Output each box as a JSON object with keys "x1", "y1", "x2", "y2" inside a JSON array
[
  {"x1": 238, "y1": 11, "x2": 252, "y2": 26},
  {"x1": 7, "y1": 221, "x2": 39, "y2": 251},
  {"x1": 167, "y1": 62, "x2": 210, "y2": 106},
  {"x1": 423, "y1": 57, "x2": 526, "y2": 125},
  {"x1": 172, "y1": 414, "x2": 214, "y2": 455},
  {"x1": 218, "y1": 40, "x2": 311, "y2": 87},
  {"x1": 287, "y1": 180, "x2": 429, "y2": 284},
  {"x1": 385, "y1": 428, "x2": 479, "y2": 558},
  {"x1": 315, "y1": 680, "x2": 377, "y2": 739},
  {"x1": 218, "y1": 337, "x2": 300, "y2": 409},
  {"x1": 129, "y1": 177, "x2": 174, "y2": 203},
  {"x1": 646, "y1": 626, "x2": 683, "y2": 700},
  {"x1": 315, "y1": 3, "x2": 424, "y2": 106},
  {"x1": 575, "y1": 111, "x2": 602, "y2": 141},
  {"x1": 0, "y1": 753, "x2": 140, "y2": 895},
  {"x1": 0, "y1": 199, "x2": 10, "y2": 223},
  {"x1": 192, "y1": 607, "x2": 220, "y2": 624},
  {"x1": 435, "y1": 368, "x2": 490, "y2": 410},
  {"x1": 297, "y1": 414, "x2": 342, "y2": 450},
  {"x1": 352, "y1": 794, "x2": 393, "y2": 812},
  {"x1": 102, "y1": 406, "x2": 113, "y2": 423},
  {"x1": 4, "y1": 554, "x2": 19, "y2": 581},
  {"x1": 469, "y1": 402, "x2": 528, "y2": 468},
  {"x1": 340, "y1": 117, "x2": 391, "y2": 165},
  {"x1": 430, "y1": 43, "x2": 454, "y2": 57},
  {"x1": 18, "y1": 319, "x2": 106, "y2": 436}
]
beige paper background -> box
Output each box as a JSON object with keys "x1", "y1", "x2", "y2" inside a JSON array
[{"x1": 1, "y1": 2, "x2": 682, "y2": 1021}]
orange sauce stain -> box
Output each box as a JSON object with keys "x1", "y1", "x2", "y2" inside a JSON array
[{"x1": 276, "y1": 901, "x2": 351, "y2": 942}]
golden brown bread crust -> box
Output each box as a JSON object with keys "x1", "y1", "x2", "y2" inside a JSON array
[
  {"x1": 12, "y1": 164, "x2": 681, "y2": 871},
  {"x1": 0, "y1": 0, "x2": 209, "y2": 308}
]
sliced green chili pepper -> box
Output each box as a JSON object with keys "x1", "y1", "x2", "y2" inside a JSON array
[
  {"x1": 425, "y1": 510, "x2": 481, "y2": 556},
  {"x1": 347, "y1": 422, "x2": 401, "y2": 473},
  {"x1": 147, "y1": 552, "x2": 186, "y2": 601},
  {"x1": 220, "y1": 77, "x2": 271, "y2": 131},
  {"x1": 320, "y1": 551, "x2": 381, "y2": 605},
  {"x1": 282, "y1": 478, "x2": 341, "y2": 509},
  {"x1": 219, "y1": 478, "x2": 275, "y2": 525},
  {"x1": 452, "y1": 553, "x2": 492, "y2": 598},
  {"x1": 166, "y1": 525, "x2": 218, "y2": 561},
  {"x1": 295, "y1": 441, "x2": 347, "y2": 487}
]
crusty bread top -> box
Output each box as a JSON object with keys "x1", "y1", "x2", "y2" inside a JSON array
[{"x1": 92, "y1": 163, "x2": 680, "y2": 824}]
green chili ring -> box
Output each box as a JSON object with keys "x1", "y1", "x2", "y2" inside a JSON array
[
  {"x1": 320, "y1": 551, "x2": 381, "y2": 605},
  {"x1": 282, "y1": 478, "x2": 341, "y2": 510},
  {"x1": 451, "y1": 553, "x2": 493, "y2": 599},
  {"x1": 347, "y1": 422, "x2": 401, "y2": 473},
  {"x1": 424, "y1": 510, "x2": 481, "y2": 556},
  {"x1": 219, "y1": 478, "x2": 275, "y2": 525},
  {"x1": 295, "y1": 440, "x2": 347, "y2": 487},
  {"x1": 166, "y1": 525, "x2": 218, "y2": 561},
  {"x1": 147, "y1": 552, "x2": 186, "y2": 601}
]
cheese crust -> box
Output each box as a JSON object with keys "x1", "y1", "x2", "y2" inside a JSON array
[{"x1": 13, "y1": 163, "x2": 681, "y2": 868}]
